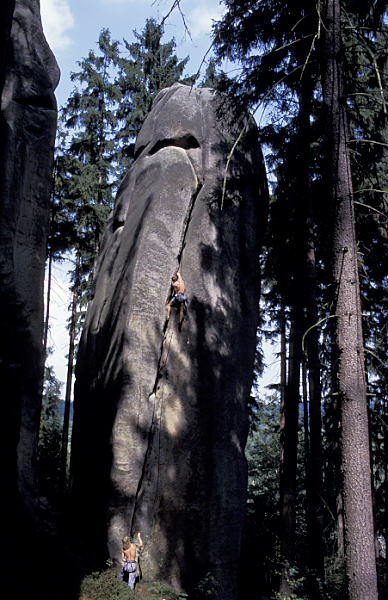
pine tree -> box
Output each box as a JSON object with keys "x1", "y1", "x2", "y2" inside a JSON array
[
  {"x1": 57, "y1": 29, "x2": 122, "y2": 485},
  {"x1": 116, "y1": 18, "x2": 190, "y2": 173},
  {"x1": 241, "y1": 395, "x2": 280, "y2": 599},
  {"x1": 199, "y1": 57, "x2": 227, "y2": 89},
  {"x1": 44, "y1": 127, "x2": 80, "y2": 364},
  {"x1": 38, "y1": 364, "x2": 63, "y2": 499},
  {"x1": 319, "y1": 1, "x2": 378, "y2": 597},
  {"x1": 343, "y1": 10, "x2": 388, "y2": 567}
]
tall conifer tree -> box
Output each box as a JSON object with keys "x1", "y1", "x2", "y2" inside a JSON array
[
  {"x1": 58, "y1": 29, "x2": 122, "y2": 484},
  {"x1": 116, "y1": 18, "x2": 190, "y2": 173},
  {"x1": 319, "y1": 1, "x2": 378, "y2": 598}
]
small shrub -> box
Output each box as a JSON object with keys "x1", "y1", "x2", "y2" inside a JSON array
[
  {"x1": 146, "y1": 581, "x2": 186, "y2": 600},
  {"x1": 79, "y1": 568, "x2": 133, "y2": 600},
  {"x1": 195, "y1": 573, "x2": 220, "y2": 599},
  {"x1": 324, "y1": 554, "x2": 346, "y2": 600}
]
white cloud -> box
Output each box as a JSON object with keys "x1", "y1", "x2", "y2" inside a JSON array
[
  {"x1": 98, "y1": 0, "x2": 141, "y2": 4},
  {"x1": 187, "y1": 2, "x2": 225, "y2": 39},
  {"x1": 40, "y1": 0, "x2": 75, "y2": 52}
]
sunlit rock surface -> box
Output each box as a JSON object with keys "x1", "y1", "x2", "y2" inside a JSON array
[{"x1": 71, "y1": 83, "x2": 268, "y2": 600}]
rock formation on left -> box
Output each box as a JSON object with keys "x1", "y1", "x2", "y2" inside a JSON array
[{"x1": 0, "y1": 0, "x2": 59, "y2": 558}]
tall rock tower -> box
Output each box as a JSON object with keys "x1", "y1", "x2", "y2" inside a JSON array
[
  {"x1": 0, "y1": 0, "x2": 59, "y2": 552},
  {"x1": 70, "y1": 83, "x2": 267, "y2": 600}
]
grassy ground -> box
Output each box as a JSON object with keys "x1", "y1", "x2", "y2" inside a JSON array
[
  {"x1": 17, "y1": 526, "x2": 183, "y2": 600},
  {"x1": 79, "y1": 575, "x2": 185, "y2": 600},
  {"x1": 12, "y1": 505, "x2": 185, "y2": 600}
]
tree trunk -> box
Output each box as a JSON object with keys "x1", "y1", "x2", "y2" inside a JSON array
[
  {"x1": 279, "y1": 300, "x2": 303, "y2": 597},
  {"x1": 279, "y1": 300, "x2": 287, "y2": 586},
  {"x1": 302, "y1": 353, "x2": 309, "y2": 467},
  {"x1": 325, "y1": 330, "x2": 344, "y2": 558},
  {"x1": 385, "y1": 395, "x2": 388, "y2": 561},
  {"x1": 279, "y1": 300, "x2": 287, "y2": 495},
  {"x1": 60, "y1": 248, "x2": 80, "y2": 488},
  {"x1": 297, "y1": 78, "x2": 325, "y2": 583},
  {"x1": 320, "y1": 1, "x2": 378, "y2": 598},
  {"x1": 279, "y1": 302, "x2": 287, "y2": 410},
  {"x1": 43, "y1": 251, "x2": 52, "y2": 363}
]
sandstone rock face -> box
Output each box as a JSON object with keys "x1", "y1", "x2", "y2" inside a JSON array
[
  {"x1": 71, "y1": 83, "x2": 267, "y2": 599},
  {"x1": 0, "y1": 0, "x2": 59, "y2": 528}
]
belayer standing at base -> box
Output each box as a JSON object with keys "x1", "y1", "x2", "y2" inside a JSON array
[
  {"x1": 166, "y1": 271, "x2": 186, "y2": 324},
  {"x1": 119, "y1": 532, "x2": 143, "y2": 589}
]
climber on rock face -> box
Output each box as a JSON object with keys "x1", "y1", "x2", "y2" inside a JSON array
[{"x1": 167, "y1": 271, "x2": 186, "y2": 324}]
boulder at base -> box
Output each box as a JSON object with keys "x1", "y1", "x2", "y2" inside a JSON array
[{"x1": 70, "y1": 83, "x2": 268, "y2": 600}]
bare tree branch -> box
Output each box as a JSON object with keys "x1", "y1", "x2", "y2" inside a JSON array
[{"x1": 154, "y1": 0, "x2": 194, "y2": 44}]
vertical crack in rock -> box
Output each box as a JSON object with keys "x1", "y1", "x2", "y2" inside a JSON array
[
  {"x1": 130, "y1": 180, "x2": 203, "y2": 534},
  {"x1": 177, "y1": 180, "x2": 203, "y2": 266}
]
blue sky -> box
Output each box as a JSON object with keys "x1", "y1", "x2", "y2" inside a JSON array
[{"x1": 41, "y1": 0, "x2": 225, "y2": 109}]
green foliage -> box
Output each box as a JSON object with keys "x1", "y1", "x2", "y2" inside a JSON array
[
  {"x1": 53, "y1": 29, "x2": 123, "y2": 352},
  {"x1": 240, "y1": 395, "x2": 281, "y2": 597},
  {"x1": 38, "y1": 365, "x2": 63, "y2": 498},
  {"x1": 194, "y1": 573, "x2": 220, "y2": 600},
  {"x1": 146, "y1": 581, "x2": 187, "y2": 600},
  {"x1": 116, "y1": 18, "x2": 190, "y2": 174},
  {"x1": 199, "y1": 58, "x2": 227, "y2": 89},
  {"x1": 269, "y1": 557, "x2": 345, "y2": 600},
  {"x1": 213, "y1": 5, "x2": 388, "y2": 594},
  {"x1": 80, "y1": 568, "x2": 132, "y2": 600},
  {"x1": 323, "y1": 554, "x2": 346, "y2": 600},
  {"x1": 62, "y1": 28, "x2": 121, "y2": 205},
  {"x1": 247, "y1": 397, "x2": 280, "y2": 507}
]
